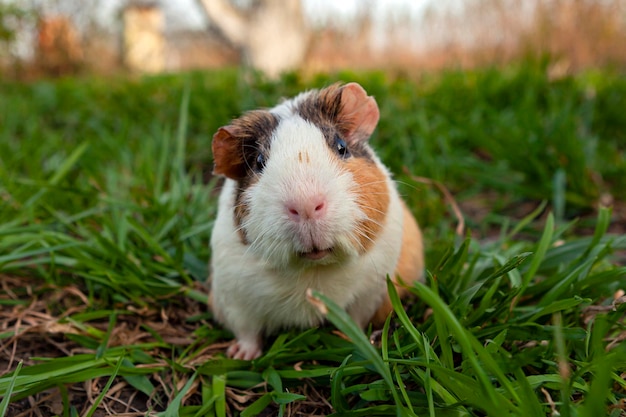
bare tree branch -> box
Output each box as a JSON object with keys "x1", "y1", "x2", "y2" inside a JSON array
[
  {"x1": 197, "y1": 0, "x2": 248, "y2": 47},
  {"x1": 196, "y1": 0, "x2": 310, "y2": 77}
]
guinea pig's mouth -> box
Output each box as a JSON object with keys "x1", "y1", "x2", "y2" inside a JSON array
[{"x1": 299, "y1": 247, "x2": 333, "y2": 261}]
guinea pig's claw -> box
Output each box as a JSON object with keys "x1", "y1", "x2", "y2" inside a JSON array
[{"x1": 227, "y1": 339, "x2": 262, "y2": 360}]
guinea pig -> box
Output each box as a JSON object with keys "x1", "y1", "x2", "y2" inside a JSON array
[{"x1": 209, "y1": 82, "x2": 424, "y2": 360}]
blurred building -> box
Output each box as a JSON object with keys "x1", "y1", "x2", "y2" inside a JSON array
[{"x1": 122, "y1": 3, "x2": 165, "y2": 73}]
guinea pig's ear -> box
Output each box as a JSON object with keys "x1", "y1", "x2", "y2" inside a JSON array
[
  {"x1": 340, "y1": 82, "x2": 380, "y2": 144},
  {"x1": 212, "y1": 125, "x2": 246, "y2": 180}
]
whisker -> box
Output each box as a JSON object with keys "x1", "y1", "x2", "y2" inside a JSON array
[
  {"x1": 356, "y1": 202, "x2": 407, "y2": 229},
  {"x1": 355, "y1": 205, "x2": 388, "y2": 219},
  {"x1": 353, "y1": 225, "x2": 402, "y2": 262},
  {"x1": 355, "y1": 192, "x2": 390, "y2": 196},
  {"x1": 354, "y1": 180, "x2": 390, "y2": 188},
  {"x1": 394, "y1": 180, "x2": 423, "y2": 192},
  {"x1": 351, "y1": 225, "x2": 377, "y2": 248}
]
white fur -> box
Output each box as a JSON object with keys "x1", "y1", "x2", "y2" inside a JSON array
[
  {"x1": 243, "y1": 117, "x2": 362, "y2": 267},
  {"x1": 210, "y1": 110, "x2": 405, "y2": 358}
]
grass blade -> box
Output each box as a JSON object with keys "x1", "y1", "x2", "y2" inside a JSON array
[
  {"x1": 83, "y1": 357, "x2": 123, "y2": 417},
  {"x1": 0, "y1": 361, "x2": 22, "y2": 417},
  {"x1": 160, "y1": 373, "x2": 197, "y2": 417},
  {"x1": 412, "y1": 281, "x2": 519, "y2": 414},
  {"x1": 307, "y1": 290, "x2": 412, "y2": 415}
]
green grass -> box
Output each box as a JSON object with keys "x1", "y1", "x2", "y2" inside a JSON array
[{"x1": 1, "y1": 61, "x2": 625, "y2": 416}]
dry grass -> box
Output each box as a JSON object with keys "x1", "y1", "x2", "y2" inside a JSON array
[
  {"x1": 1, "y1": 285, "x2": 332, "y2": 416},
  {"x1": 0, "y1": 276, "x2": 336, "y2": 416},
  {"x1": 1, "y1": 276, "x2": 203, "y2": 416}
]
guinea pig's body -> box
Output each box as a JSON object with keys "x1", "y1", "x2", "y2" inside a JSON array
[{"x1": 210, "y1": 83, "x2": 424, "y2": 360}]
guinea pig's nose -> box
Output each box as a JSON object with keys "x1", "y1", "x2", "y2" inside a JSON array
[{"x1": 286, "y1": 196, "x2": 327, "y2": 222}]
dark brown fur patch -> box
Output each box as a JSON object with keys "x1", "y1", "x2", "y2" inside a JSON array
[
  {"x1": 212, "y1": 110, "x2": 277, "y2": 244},
  {"x1": 212, "y1": 110, "x2": 278, "y2": 180},
  {"x1": 295, "y1": 84, "x2": 344, "y2": 130},
  {"x1": 234, "y1": 181, "x2": 254, "y2": 244},
  {"x1": 294, "y1": 85, "x2": 373, "y2": 161}
]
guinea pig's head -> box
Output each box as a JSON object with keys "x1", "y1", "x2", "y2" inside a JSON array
[{"x1": 212, "y1": 83, "x2": 390, "y2": 270}]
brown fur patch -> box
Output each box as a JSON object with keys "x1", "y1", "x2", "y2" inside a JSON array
[
  {"x1": 233, "y1": 174, "x2": 263, "y2": 245},
  {"x1": 233, "y1": 186, "x2": 250, "y2": 244},
  {"x1": 212, "y1": 110, "x2": 277, "y2": 245},
  {"x1": 294, "y1": 84, "x2": 374, "y2": 160},
  {"x1": 370, "y1": 202, "x2": 424, "y2": 327},
  {"x1": 212, "y1": 127, "x2": 246, "y2": 179},
  {"x1": 344, "y1": 159, "x2": 389, "y2": 253},
  {"x1": 212, "y1": 110, "x2": 277, "y2": 180},
  {"x1": 393, "y1": 201, "x2": 424, "y2": 290},
  {"x1": 295, "y1": 83, "x2": 345, "y2": 132}
]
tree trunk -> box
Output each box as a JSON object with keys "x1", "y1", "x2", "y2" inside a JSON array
[{"x1": 197, "y1": 0, "x2": 310, "y2": 78}]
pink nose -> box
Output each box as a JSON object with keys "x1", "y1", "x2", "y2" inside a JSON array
[{"x1": 286, "y1": 197, "x2": 327, "y2": 221}]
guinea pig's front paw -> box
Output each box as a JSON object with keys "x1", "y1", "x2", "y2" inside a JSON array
[{"x1": 226, "y1": 336, "x2": 263, "y2": 360}]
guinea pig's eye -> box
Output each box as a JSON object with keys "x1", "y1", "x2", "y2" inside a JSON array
[
  {"x1": 334, "y1": 135, "x2": 350, "y2": 158},
  {"x1": 255, "y1": 152, "x2": 266, "y2": 172}
]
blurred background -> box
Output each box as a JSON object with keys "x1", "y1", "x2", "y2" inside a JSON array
[{"x1": 1, "y1": 0, "x2": 626, "y2": 80}]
